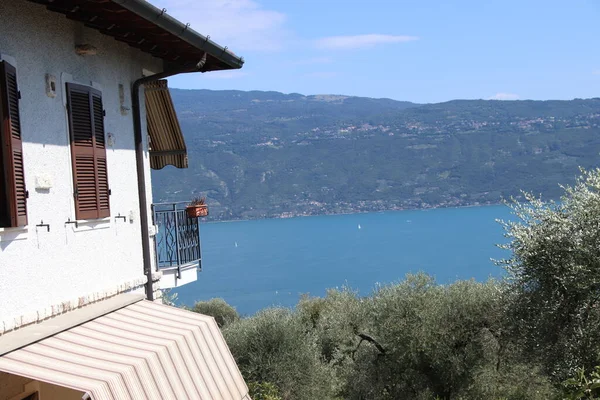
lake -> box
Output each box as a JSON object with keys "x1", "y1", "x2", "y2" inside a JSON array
[{"x1": 172, "y1": 205, "x2": 514, "y2": 315}]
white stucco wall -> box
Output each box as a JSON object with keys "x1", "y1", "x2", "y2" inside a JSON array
[{"x1": 0, "y1": 1, "x2": 163, "y2": 327}]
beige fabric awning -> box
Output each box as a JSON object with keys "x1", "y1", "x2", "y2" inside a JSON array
[
  {"x1": 0, "y1": 300, "x2": 250, "y2": 400},
  {"x1": 145, "y1": 80, "x2": 188, "y2": 170}
]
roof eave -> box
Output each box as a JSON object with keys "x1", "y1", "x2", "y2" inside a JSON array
[{"x1": 110, "y1": 0, "x2": 244, "y2": 71}]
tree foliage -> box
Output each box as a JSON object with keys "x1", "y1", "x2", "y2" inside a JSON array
[
  {"x1": 247, "y1": 382, "x2": 283, "y2": 400},
  {"x1": 562, "y1": 367, "x2": 600, "y2": 400},
  {"x1": 223, "y1": 308, "x2": 338, "y2": 400},
  {"x1": 190, "y1": 298, "x2": 240, "y2": 328},
  {"x1": 215, "y1": 277, "x2": 554, "y2": 399},
  {"x1": 498, "y1": 168, "x2": 600, "y2": 379},
  {"x1": 300, "y1": 276, "x2": 553, "y2": 400}
]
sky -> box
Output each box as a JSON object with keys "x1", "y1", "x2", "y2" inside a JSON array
[{"x1": 157, "y1": 0, "x2": 600, "y2": 103}]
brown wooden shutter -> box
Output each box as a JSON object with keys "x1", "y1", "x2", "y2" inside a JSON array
[
  {"x1": 67, "y1": 83, "x2": 110, "y2": 220},
  {"x1": 0, "y1": 61, "x2": 28, "y2": 227},
  {"x1": 92, "y1": 92, "x2": 110, "y2": 218}
]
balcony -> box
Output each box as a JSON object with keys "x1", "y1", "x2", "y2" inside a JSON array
[{"x1": 152, "y1": 202, "x2": 202, "y2": 289}]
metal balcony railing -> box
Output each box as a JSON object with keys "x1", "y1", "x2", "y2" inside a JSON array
[{"x1": 152, "y1": 202, "x2": 202, "y2": 275}]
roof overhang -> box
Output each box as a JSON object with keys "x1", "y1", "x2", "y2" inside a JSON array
[{"x1": 27, "y1": 0, "x2": 244, "y2": 72}]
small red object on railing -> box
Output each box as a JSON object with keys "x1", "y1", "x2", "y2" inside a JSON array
[{"x1": 186, "y1": 204, "x2": 208, "y2": 218}]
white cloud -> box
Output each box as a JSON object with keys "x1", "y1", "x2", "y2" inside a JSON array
[
  {"x1": 593, "y1": 69, "x2": 600, "y2": 75},
  {"x1": 315, "y1": 34, "x2": 418, "y2": 50},
  {"x1": 489, "y1": 92, "x2": 520, "y2": 100},
  {"x1": 202, "y1": 71, "x2": 250, "y2": 79},
  {"x1": 153, "y1": 0, "x2": 287, "y2": 52}
]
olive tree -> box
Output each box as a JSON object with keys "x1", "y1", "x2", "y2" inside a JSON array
[
  {"x1": 190, "y1": 298, "x2": 240, "y2": 328},
  {"x1": 296, "y1": 274, "x2": 552, "y2": 399},
  {"x1": 223, "y1": 308, "x2": 338, "y2": 400},
  {"x1": 340, "y1": 275, "x2": 505, "y2": 399},
  {"x1": 497, "y1": 168, "x2": 600, "y2": 380}
]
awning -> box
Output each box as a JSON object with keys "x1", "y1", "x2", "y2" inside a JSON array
[
  {"x1": 0, "y1": 299, "x2": 250, "y2": 400},
  {"x1": 145, "y1": 80, "x2": 188, "y2": 170}
]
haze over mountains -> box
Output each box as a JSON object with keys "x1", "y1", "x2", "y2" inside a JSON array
[{"x1": 151, "y1": 89, "x2": 600, "y2": 220}]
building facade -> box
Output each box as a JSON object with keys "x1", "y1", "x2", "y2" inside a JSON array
[
  {"x1": 0, "y1": 1, "x2": 248, "y2": 399},
  {"x1": 0, "y1": 0, "x2": 162, "y2": 329}
]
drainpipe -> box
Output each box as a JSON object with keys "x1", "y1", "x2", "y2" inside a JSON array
[{"x1": 132, "y1": 56, "x2": 207, "y2": 301}]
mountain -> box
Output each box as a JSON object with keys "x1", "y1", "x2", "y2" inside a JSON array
[{"x1": 151, "y1": 89, "x2": 600, "y2": 220}]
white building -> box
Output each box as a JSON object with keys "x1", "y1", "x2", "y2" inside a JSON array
[{"x1": 0, "y1": 1, "x2": 250, "y2": 399}]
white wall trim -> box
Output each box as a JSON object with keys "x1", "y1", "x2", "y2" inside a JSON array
[
  {"x1": 0, "y1": 227, "x2": 28, "y2": 242},
  {"x1": 70, "y1": 218, "x2": 112, "y2": 231},
  {"x1": 0, "y1": 275, "x2": 154, "y2": 335},
  {"x1": 0, "y1": 294, "x2": 145, "y2": 357},
  {"x1": 0, "y1": 226, "x2": 28, "y2": 234}
]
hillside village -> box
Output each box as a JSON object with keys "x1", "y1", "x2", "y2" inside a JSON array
[{"x1": 152, "y1": 92, "x2": 600, "y2": 220}]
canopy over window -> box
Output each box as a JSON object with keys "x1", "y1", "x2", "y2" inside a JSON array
[
  {"x1": 0, "y1": 299, "x2": 250, "y2": 400},
  {"x1": 145, "y1": 80, "x2": 187, "y2": 170}
]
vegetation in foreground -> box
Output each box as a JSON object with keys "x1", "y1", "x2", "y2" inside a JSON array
[{"x1": 188, "y1": 169, "x2": 600, "y2": 399}]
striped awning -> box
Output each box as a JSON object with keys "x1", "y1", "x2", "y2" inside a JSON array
[
  {"x1": 145, "y1": 80, "x2": 188, "y2": 170},
  {"x1": 0, "y1": 300, "x2": 250, "y2": 400}
]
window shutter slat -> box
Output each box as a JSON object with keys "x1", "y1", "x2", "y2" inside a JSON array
[
  {"x1": 0, "y1": 61, "x2": 28, "y2": 227},
  {"x1": 92, "y1": 93, "x2": 110, "y2": 218},
  {"x1": 67, "y1": 83, "x2": 109, "y2": 220}
]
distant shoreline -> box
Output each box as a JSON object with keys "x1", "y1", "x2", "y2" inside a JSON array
[{"x1": 201, "y1": 201, "x2": 508, "y2": 225}]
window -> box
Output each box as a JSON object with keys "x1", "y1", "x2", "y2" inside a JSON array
[
  {"x1": 66, "y1": 83, "x2": 110, "y2": 220},
  {"x1": 0, "y1": 60, "x2": 28, "y2": 228}
]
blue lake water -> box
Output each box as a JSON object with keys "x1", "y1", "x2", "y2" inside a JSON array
[{"x1": 172, "y1": 205, "x2": 514, "y2": 315}]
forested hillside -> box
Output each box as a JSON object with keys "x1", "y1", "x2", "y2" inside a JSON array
[{"x1": 151, "y1": 90, "x2": 600, "y2": 220}]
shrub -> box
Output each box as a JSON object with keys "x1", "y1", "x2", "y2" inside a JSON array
[
  {"x1": 562, "y1": 366, "x2": 600, "y2": 400},
  {"x1": 464, "y1": 363, "x2": 556, "y2": 400},
  {"x1": 190, "y1": 298, "x2": 240, "y2": 328},
  {"x1": 248, "y1": 382, "x2": 283, "y2": 400},
  {"x1": 161, "y1": 288, "x2": 178, "y2": 306},
  {"x1": 224, "y1": 308, "x2": 338, "y2": 400}
]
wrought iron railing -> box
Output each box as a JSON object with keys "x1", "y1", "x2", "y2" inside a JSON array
[{"x1": 152, "y1": 202, "x2": 202, "y2": 274}]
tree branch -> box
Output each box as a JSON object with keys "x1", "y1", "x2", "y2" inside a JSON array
[{"x1": 357, "y1": 333, "x2": 386, "y2": 355}]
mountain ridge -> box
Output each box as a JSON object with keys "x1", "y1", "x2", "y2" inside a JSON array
[{"x1": 151, "y1": 89, "x2": 600, "y2": 221}]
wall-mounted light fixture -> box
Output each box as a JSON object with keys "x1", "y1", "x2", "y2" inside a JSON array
[{"x1": 45, "y1": 74, "x2": 57, "y2": 98}]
